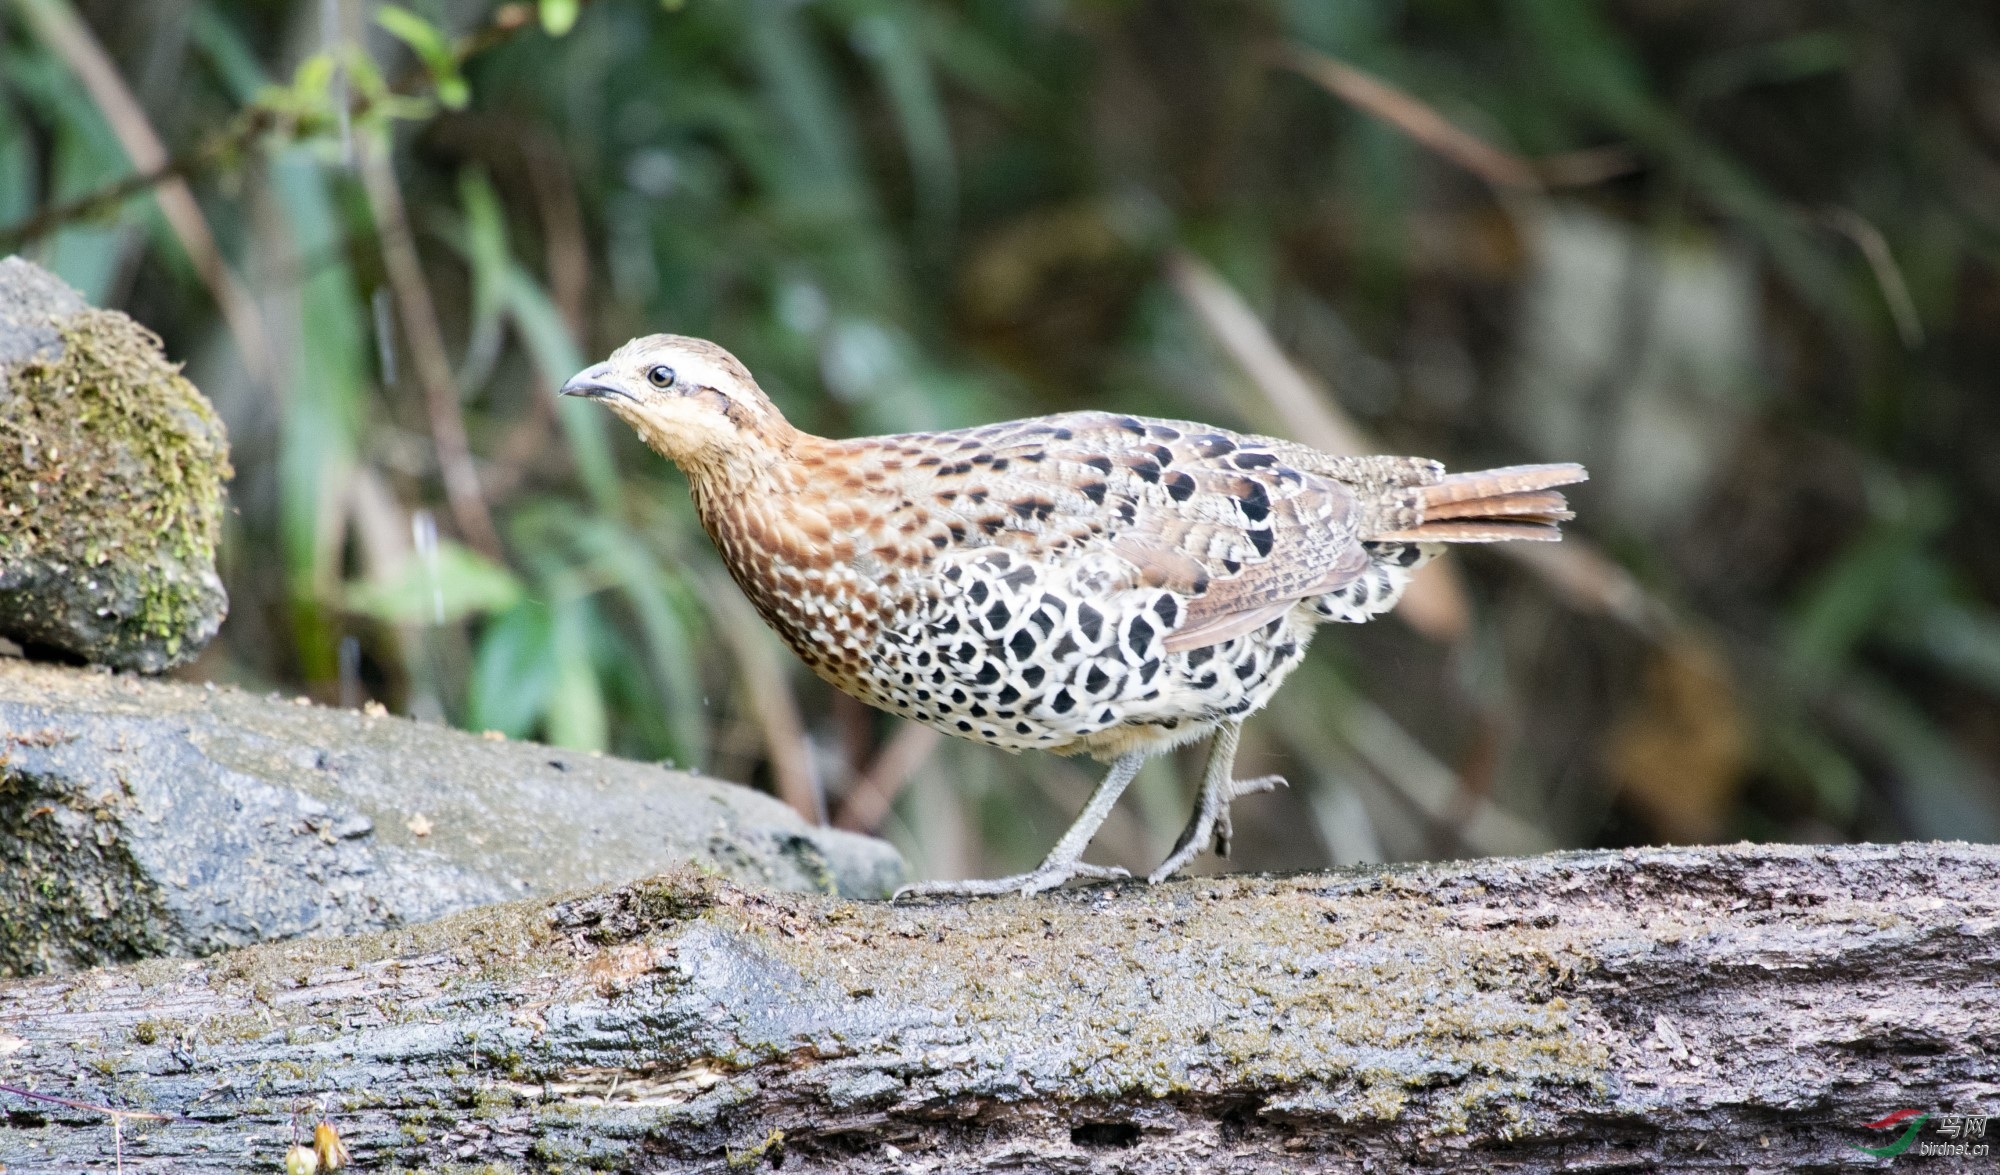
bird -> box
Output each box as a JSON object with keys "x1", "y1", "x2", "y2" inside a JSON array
[{"x1": 561, "y1": 335, "x2": 1586, "y2": 897}]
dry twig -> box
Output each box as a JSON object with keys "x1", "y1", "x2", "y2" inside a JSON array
[
  {"x1": 1164, "y1": 249, "x2": 1474, "y2": 642},
  {"x1": 359, "y1": 138, "x2": 504, "y2": 559},
  {"x1": 1274, "y1": 44, "x2": 1544, "y2": 192},
  {"x1": 833, "y1": 720, "x2": 943, "y2": 833},
  {"x1": 702, "y1": 571, "x2": 824, "y2": 826},
  {"x1": 1272, "y1": 44, "x2": 1639, "y2": 194},
  {"x1": 1821, "y1": 206, "x2": 1925, "y2": 350}
]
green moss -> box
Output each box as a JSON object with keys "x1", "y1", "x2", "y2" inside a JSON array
[
  {"x1": 725, "y1": 1129, "x2": 785, "y2": 1169},
  {"x1": 0, "y1": 309, "x2": 230, "y2": 667},
  {"x1": 0, "y1": 763, "x2": 177, "y2": 978},
  {"x1": 472, "y1": 1086, "x2": 520, "y2": 1119}
]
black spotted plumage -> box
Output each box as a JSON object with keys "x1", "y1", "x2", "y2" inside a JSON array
[{"x1": 568, "y1": 334, "x2": 1586, "y2": 892}]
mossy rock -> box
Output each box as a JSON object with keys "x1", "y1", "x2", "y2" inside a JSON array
[
  {"x1": 0, "y1": 256, "x2": 231, "y2": 672},
  {"x1": 0, "y1": 658, "x2": 906, "y2": 976}
]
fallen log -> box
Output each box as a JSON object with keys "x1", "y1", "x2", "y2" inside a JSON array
[{"x1": 1, "y1": 842, "x2": 1995, "y2": 1172}]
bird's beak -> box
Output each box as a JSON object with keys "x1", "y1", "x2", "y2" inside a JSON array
[{"x1": 559, "y1": 362, "x2": 624, "y2": 400}]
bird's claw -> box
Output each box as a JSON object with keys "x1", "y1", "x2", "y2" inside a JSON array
[
  {"x1": 1148, "y1": 774, "x2": 1288, "y2": 884},
  {"x1": 1230, "y1": 773, "x2": 1287, "y2": 800},
  {"x1": 1210, "y1": 774, "x2": 1287, "y2": 855}
]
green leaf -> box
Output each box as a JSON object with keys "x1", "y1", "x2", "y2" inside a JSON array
[
  {"x1": 375, "y1": 6, "x2": 449, "y2": 63},
  {"x1": 850, "y1": 9, "x2": 957, "y2": 239},
  {"x1": 265, "y1": 147, "x2": 367, "y2": 676},
  {"x1": 539, "y1": 0, "x2": 581, "y2": 37},
  {"x1": 345, "y1": 540, "x2": 525, "y2": 625},
  {"x1": 741, "y1": 0, "x2": 887, "y2": 298},
  {"x1": 1880, "y1": 561, "x2": 2000, "y2": 700},
  {"x1": 375, "y1": 6, "x2": 470, "y2": 110},
  {"x1": 1829, "y1": 676, "x2": 2000, "y2": 843},
  {"x1": 546, "y1": 595, "x2": 609, "y2": 750},
  {"x1": 293, "y1": 51, "x2": 338, "y2": 102},
  {"x1": 0, "y1": 76, "x2": 32, "y2": 225},
  {"x1": 452, "y1": 169, "x2": 511, "y2": 392},
  {"x1": 469, "y1": 600, "x2": 557, "y2": 737},
  {"x1": 1785, "y1": 483, "x2": 1947, "y2": 674},
  {"x1": 501, "y1": 266, "x2": 622, "y2": 513},
  {"x1": 577, "y1": 520, "x2": 711, "y2": 766},
  {"x1": 434, "y1": 75, "x2": 469, "y2": 110},
  {"x1": 189, "y1": 3, "x2": 270, "y2": 104},
  {"x1": 917, "y1": 6, "x2": 1046, "y2": 112},
  {"x1": 1769, "y1": 722, "x2": 1862, "y2": 823}
]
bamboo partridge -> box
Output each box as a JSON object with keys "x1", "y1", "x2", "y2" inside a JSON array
[{"x1": 562, "y1": 335, "x2": 1587, "y2": 896}]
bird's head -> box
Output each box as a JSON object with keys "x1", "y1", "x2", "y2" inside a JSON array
[{"x1": 560, "y1": 334, "x2": 795, "y2": 471}]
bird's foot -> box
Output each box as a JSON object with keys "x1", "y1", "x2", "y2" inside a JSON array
[
  {"x1": 1147, "y1": 773, "x2": 1288, "y2": 884},
  {"x1": 894, "y1": 861, "x2": 1129, "y2": 900},
  {"x1": 1209, "y1": 773, "x2": 1287, "y2": 854}
]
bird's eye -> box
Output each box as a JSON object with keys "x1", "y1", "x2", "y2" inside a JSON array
[{"x1": 646, "y1": 365, "x2": 677, "y2": 389}]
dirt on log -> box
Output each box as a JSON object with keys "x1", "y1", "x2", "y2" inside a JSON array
[{"x1": 0, "y1": 842, "x2": 1994, "y2": 1173}]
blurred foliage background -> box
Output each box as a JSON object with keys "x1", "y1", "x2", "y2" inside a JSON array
[{"x1": 4, "y1": 0, "x2": 1997, "y2": 882}]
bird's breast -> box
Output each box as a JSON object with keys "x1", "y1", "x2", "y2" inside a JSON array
[{"x1": 695, "y1": 472, "x2": 932, "y2": 692}]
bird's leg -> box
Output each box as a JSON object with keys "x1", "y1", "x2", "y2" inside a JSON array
[
  {"x1": 1147, "y1": 722, "x2": 1286, "y2": 884},
  {"x1": 896, "y1": 752, "x2": 1146, "y2": 899}
]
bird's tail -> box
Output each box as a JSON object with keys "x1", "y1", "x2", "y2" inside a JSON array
[{"x1": 1369, "y1": 463, "x2": 1588, "y2": 543}]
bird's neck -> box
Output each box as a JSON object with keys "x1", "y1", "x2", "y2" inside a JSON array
[
  {"x1": 681, "y1": 438, "x2": 804, "y2": 506},
  {"x1": 684, "y1": 436, "x2": 808, "y2": 549},
  {"x1": 682, "y1": 432, "x2": 875, "y2": 580},
  {"x1": 683, "y1": 434, "x2": 907, "y2": 672}
]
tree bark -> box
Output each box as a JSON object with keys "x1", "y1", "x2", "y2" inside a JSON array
[{"x1": 1, "y1": 842, "x2": 1995, "y2": 1172}]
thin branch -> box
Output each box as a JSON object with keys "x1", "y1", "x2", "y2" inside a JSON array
[
  {"x1": 702, "y1": 571, "x2": 823, "y2": 826},
  {"x1": 1274, "y1": 44, "x2": 1543, "y2": 192},
  {"x1": 1164, "y1": 249, "x2": 1474, "y2": 642},
  {"x1": 1821, "y1": 206, "x2": 1925, "y2": 350},
  {"x1": 523, "y1": 133, "x2": 592, "y2": 343},
  {"x1": 833, "y1": 720, "x2": 943, "y2": 832},
  {"x1": 0, "y1": 0, "x2": 538, "y2": 255},
  {"x1": 0, "y1": 111, "x2": 275, "y2": 252},
  {"x1": 360, "y1": 137, "x2": 504, "y2": 559},
  {"x1": 1272, "y1": 44, "x2": 1639, "y2": 194},
  {"x1": 14, "y1": 0, "x2": 273, "y2": 386},
  {"x1": 0, "y1": 1080, "x2": 188, "y2": 1123}
]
